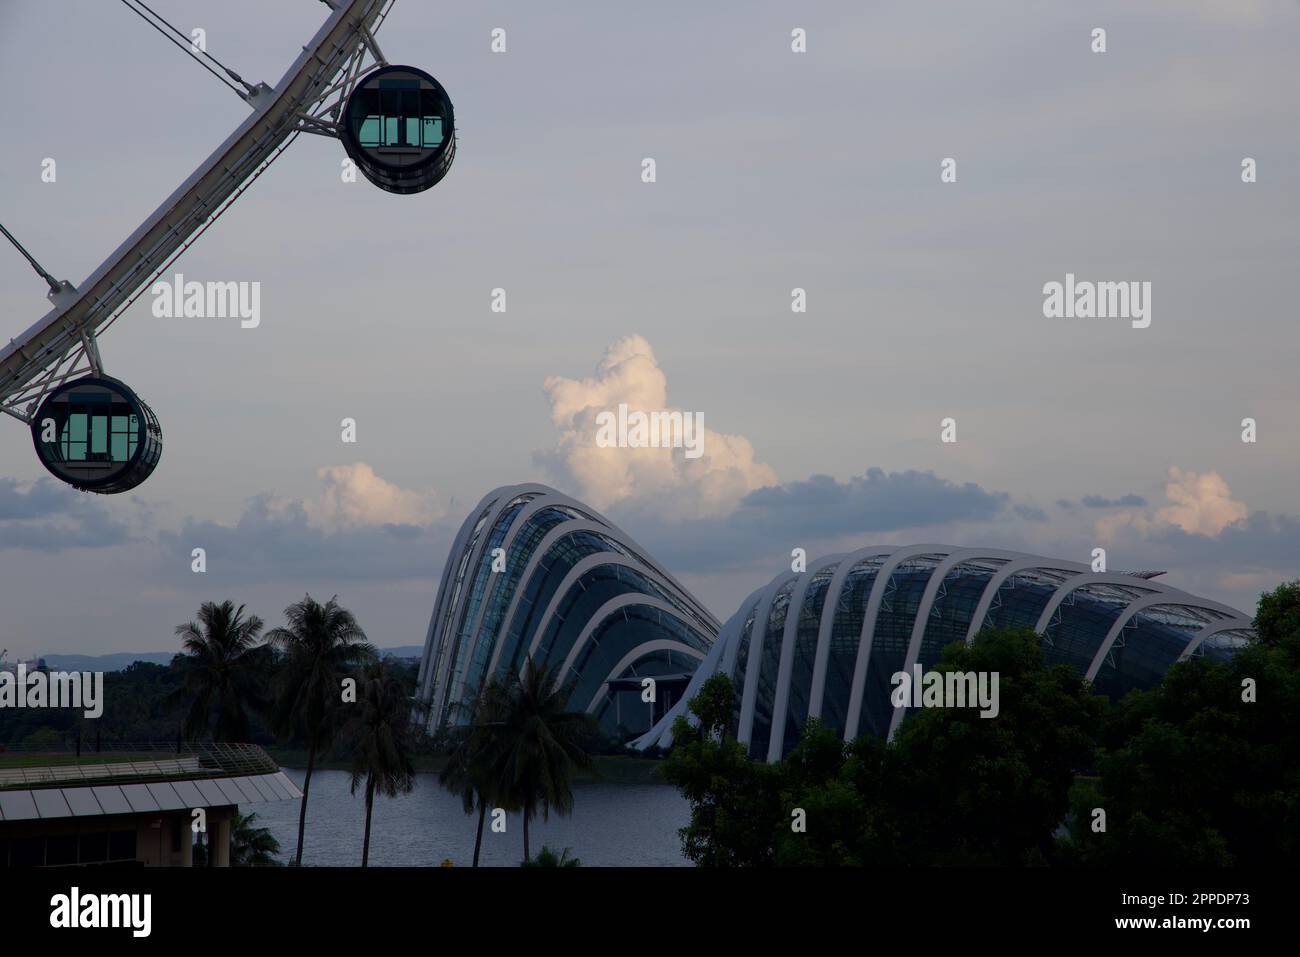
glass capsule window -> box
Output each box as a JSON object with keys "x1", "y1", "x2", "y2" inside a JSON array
[
  {"x1": 44, "y1": 400, "x2": 139, "y2": 465},
  {"x1": 350, "y1": 82, "x2": 447, "y2": 150}
]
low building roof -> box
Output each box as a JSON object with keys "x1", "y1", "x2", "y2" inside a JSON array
[
  {"x1": 0, "y1": 744, "x2": 302, "y2": 822},
  {"x1": 0, "y1": 771, "x2": 300, "y2": 822}
]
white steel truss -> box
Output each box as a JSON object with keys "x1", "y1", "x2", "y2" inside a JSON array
[{"x1": 0, "y1": 0, "x2": 394, "y2": 424}]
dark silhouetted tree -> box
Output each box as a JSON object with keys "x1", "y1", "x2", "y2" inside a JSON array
[{"x1": 267, "y1": 594, "x2": 375, "y2": 866}]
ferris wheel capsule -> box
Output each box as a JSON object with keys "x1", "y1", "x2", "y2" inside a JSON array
[
  {"x1": 340, "y1": 65, "x2": 456, "y2": 195},
  {"x1": 30, "y1": 376, "x2": 162, "y2": 494}
]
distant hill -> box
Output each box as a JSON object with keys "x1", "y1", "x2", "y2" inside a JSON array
[
  {"x1": 37, "y1": 652, "x2": 175, "y2": 672},
  {"x1": 36, "y1": 645, "x2": 425, "y2": 672}
]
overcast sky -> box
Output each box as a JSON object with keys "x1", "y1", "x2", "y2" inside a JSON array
[{"x1": 2, "y1": 0, "x2": 1298, "y2": 658}]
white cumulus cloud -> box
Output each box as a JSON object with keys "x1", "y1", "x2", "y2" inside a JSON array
[
  {"x1": 539, "y1": 335, "x2": 777, "y2": 518},
  {"x1": 1095, "y1": 467, "x2": 1248, "y2": 542},
  {"x1": 1154, "y1": 466, "x2": 1249, "y2": 536},
  {"x1": 300, "y1": 463, "x2": 444, "y2": 530}
]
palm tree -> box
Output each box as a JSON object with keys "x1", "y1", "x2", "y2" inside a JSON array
[
  {"x1": 193, "y1": 812, "x2": 281, "y2": 866},
  {"x1": 439, "y1": 678, "x2": 514, "y2": 867},
  {"x1": 521, "y1": 845, "x2": 580, "y2": 867},
  {"x1": 169, "y1": 600, "x2": 271, "y2": 742},
  {"x1": 266, "y1": 594, "x2": 376, "y2": 866},
  {"x1": 493, "y1": 657, "x2": 597, "y2": 863},
  {"x1": 231, "y1": 812, "x2": 282, "y2": 866},
  {"x1": 343, "y1": 659, "x2": 416, "y2": 867},
  {"x1": 166, "y1": 614, "x2": 240, "y2": 873}
]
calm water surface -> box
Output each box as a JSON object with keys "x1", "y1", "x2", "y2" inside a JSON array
[{"x1": 253, "y1": 769, "x2": 691, "y2": 867}]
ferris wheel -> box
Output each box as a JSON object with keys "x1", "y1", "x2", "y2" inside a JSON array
[{"x1": 0, "y1": 0, "x2": 454, "y2": 493}]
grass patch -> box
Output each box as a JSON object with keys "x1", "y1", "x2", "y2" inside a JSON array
[
  {"x1": 263, "y1": 748, "x2": 448, "y2": 774},
  {"x1": 263, "y1": 749, "x2": 669, "y2": 785},
  {"x1": 580, "y1": 755, "x2": 666, "y2": 785}
]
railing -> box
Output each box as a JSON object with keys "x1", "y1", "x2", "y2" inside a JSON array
[{"x1": 0, "y1": 742, "x2": 280, "y2": 791}]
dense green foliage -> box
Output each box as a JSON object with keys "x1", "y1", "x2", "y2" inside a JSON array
[
  {"x1": 0, "y1": 650, "x2": 419, "y2": 752},
  {"x1": 521, "y1": 845, "x2": 581, "y2": 867},
  {"x1": 192, "y1": 812, "x2": 282, "y2": 867},
  {"x1": 665, "y1": 584, "x2": 1300, "y2": 867},
  {"x1": 659, "y1": 672, "x2": 784, "y2": 866},
  {"x1": 663, "y1": 628, "x2": 1103, "y2": 866},
  {"x1": 1253, "y1": 580, "x2": 1300, "y2": 648},
  {"x1": 1062, "y1": 587, "x2": 1300, "y2": 866},
  {"x1": 0, "y1": 661, "x2": 188, "y2": 748},
  {"x1": 887, "y1": 628, "x2": 1103, "y2": 865}
]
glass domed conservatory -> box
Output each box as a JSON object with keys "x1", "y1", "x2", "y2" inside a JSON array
[
  {"x1": 415, "y1": 484, "x2": 719, "y2": 740},
  {"x1": 418, "y1": 491, "x2": 1255, "y2": 758},
  {"x1": 632, "y1": 545, "x2": 1256, "y2": 762}
]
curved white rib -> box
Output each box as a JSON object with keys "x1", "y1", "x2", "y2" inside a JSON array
[
  {"x1": 887, "y1": 548, "x2": 991, "y2": 740},
  {"x1": 843, "y1": 546, "x2": 950, "y2": 741},
  {"x1": 424, "y1": 485, "x2": 533, "y2": 717},
  {"x1": 486, "y1": 519, "x2": 626, "y2": 680},
  {"x1": 553, "y1": 594, "x2": 706, "y2": 691},
  {"x1": 1086, "y1": 596, "x2": 1246, "y2": 681},
  {"x1": 1030, "y1": 572, "x2": 1178, "y2": 636},
  {"x1": 582, "y1": 638, "x2": 707, "y2": 716},
  {"x1": 807, "y1": 547, "x2": 896, "y2": 721},
  {"x1": 416, "y1": 486, "x2": 500, "y2": 697},
  {"x1": 736, "y1": 571, "x2": 800, "y2": 747},
  {"x1": 449, "y1": 492, "x2": 602, "y2": 712},
  {"x1": 427, "y1": 485, "x2": 540, "y2": 721},
  {"x1": 767, "y1": 554, "x2": 845, "y2": 761},
  {"x1": 719, "y1": 589, "x2": 767, "y2": 683},
  {"x1": 1177, "y1": 619, "x2": 1257, "y2": 661},
  {"x1": 961, "y1": 558, "x2": 1087, "y2": 645},
  {"x1": 520, "y1": 551, "x2": 709, "y2": 675},
  {"x1": 466, "y1": 483, "x2": 718, "y2": 692},
  {"x1": 630, "y1": 590, "x2": 762, "y2": 750}
]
